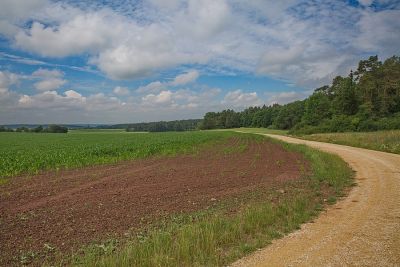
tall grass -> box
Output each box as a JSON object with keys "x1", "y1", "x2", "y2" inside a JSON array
[
  {"x1": 301, "y1": 130, "x2": 400, "y2": 154},
  {"x1": 64, "y1": 136, "x2": 353, "y2": 267},
  {"x1": 231, "y1": 128, "x2": 289, "y2": 135}
]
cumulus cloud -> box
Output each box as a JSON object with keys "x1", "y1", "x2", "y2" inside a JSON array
[
  {"x1": 222, "y1": 90, "x2": 261, "y2": 108},
  {"x1": 0, "y1": 71, "x2": 19, "y2": 108},
  {"x1": 113, "y1": 86, "x2": 130, "y2": 96},
  {"x1": 1, "y1": 1, "x2": 400, "y2": 123},
  {"x1": 0, "y1": 71, "x2": 18, "y2": 88},
  {"x1": 355, "y1": 9, "x2": 400, "y2": 57},
  {"x1": 18, "y1": 89, "x2": 124, "y2": 112},
  {"x1": 15, "y1": 12, "x2": 119, "y2": 57},
  {"x1": 136, "y1": 81, "x2": 165, "y2": 94},
  {"x1": 358, "y1": 0, "x2": 374, "y2": 6},
  {"x1": 34, "y1": 79, "x2": 66, "y2": 91},
  {"x1": 32, "y1": 68, "x2": 66, "y2": 91},
  {"x1": 0, "y1": 0, "x2": 48, "y2": 37},
  {"x1": 4, "y1": 0, "x2": 399, "y2": 87},
  {"x1": 170, "y1": 70, "x2": 199, "y2": 86},
  {"x1": 18, "y1": 90, "x2": 84, "y2": 109},
  {"x1": 137, "y1": 70, "x2": 200, "y2": 94},
  {"x1": 266, "y1": 91, "x2": 307, "y2": 105},
  {"x1": 142, "y1": 90, "x2": 173, "y2": 105}
]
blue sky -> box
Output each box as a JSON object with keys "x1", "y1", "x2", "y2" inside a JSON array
[{"x1": 0, "y1": 0, "x2": 399, "y2": 124}]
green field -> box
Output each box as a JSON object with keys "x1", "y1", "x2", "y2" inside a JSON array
[{"x1": 0, "y1": 131, "x2": 237, "y2": 179}]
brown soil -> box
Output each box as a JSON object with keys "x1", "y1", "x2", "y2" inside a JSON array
[{"x1": 0, "y1": 137, "x2": 308, "y2": 266}]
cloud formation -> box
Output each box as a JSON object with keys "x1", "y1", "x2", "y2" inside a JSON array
[
  {"x1": 2, "y1": 0, "x2": 397, "y2": 86},
  {"x1": 32, "y1": 68, "x2": 67, "y2": 91},
  {"x1": 0, "y1": 1, "x2": 399, "y2": 123},
  {"x1": 170, "y1": 70, "x2": 199, "y2": 86},
  {"x1": 222, "y1": 90, "x2": 261, "y2": 108}
]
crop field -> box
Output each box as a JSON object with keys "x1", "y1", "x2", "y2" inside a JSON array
[
  {"x1": 0, "y1": 131, "x2": 238, "y2": 179},
  {"x1": 0, "y1": 131, "x2": 353, "y2": 266}
]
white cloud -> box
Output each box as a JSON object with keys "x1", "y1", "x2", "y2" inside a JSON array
[
  {"x1": 18, "y1": 90, "x2": 85, "y2": 109},
  {"x1": 136, "y1": 81, "x2": 165, "y2": 94},
  {"x1": 15, "y1": 11, "x2": 120, "y2": 57},
  {"x1": 32, "y1": 68, "x2": 63, "y2": 78},
  {"x1": 355, "y1": 9, "x2": 400, "y2": 57},
  {"x1": 136, "y1": 70, "x2": 200, "y2": 94},
  {"x1": 113, "y1": 86, "x2": 130, "y2": 96},
  {"x1": 170, "y1": 70, "x2": 199, "y2": 86},
  {"x1": 142, "y1": 90, "x2": 173, "y2": 105},
  {"x1": 174, "y1": 0, "x2": 232, "y2": 39},
  {"x1": 222, "y1": 90, "x2": 261, "y2": 108},
  {"x1": 32, "y1": 68, "x2": 66, "y2": 91},
  {"x1": 0, "y1": 71, "x2": 20, "y2": 110},
  {"x1": 1, "y1": 1, "x2": 400, "y2": 124},
  {"x1": 18, "y1": 89, "x2": 124, "y2": 112},
  {"x1": 0, "y1": 71, "x2": 18, "y2": 88},
  {"x1": 5, "y1": 0, "x2": 398, "y2": 87},
  {"x1": 266, "y1": 91, "x2": 307, "y2": 105},
  {"x1": 34, "y1": 78, "x2": 66, "y2": 91},
  {"x1": 64, "y1": 89, "x2": 84, "y2": 99},
  {"x1": 0, "y1": 0, "x2": 48, "y2": 37},
  {"x1": 358, "y1": 0, "x2": 374, "y2": 6}
]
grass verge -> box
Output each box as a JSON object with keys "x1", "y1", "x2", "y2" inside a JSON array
[
  {"x1": 55, "y1": 133, "x2": 353, "y2": 267},
  {"x1": 232, "y1": 127, "x2": 400, "y2": 155},
  {"x1": 298, "y1": 130, "x2": 400, "y2": 154}
]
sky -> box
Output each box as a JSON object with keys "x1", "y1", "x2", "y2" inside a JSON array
[{"x1": 0, "y1": 0, "x2": 399, "y2": 124}]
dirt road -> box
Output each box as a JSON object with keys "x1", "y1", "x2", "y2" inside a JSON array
[{"x1": 233, "y1": 134, "x2": 400, "y2": 267}]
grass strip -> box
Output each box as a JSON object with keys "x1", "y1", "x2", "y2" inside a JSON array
[{"x1": 298, "y1": 130, "x2": 400, "y2": 154}]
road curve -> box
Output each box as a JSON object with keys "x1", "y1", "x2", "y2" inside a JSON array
[{"x1": 232, "y1": 134, "x2": 400, "y2": 267}]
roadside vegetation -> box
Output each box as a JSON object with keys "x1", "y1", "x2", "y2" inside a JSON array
[
  {"x1": 198, "y1": 55, "x2": 400, "y2": 134},
  {"x1": 0, "y1": 131, "x2": 236, "y2": 179},
  {"x1": 301, "y1": 130, "x2": 400, "y2": 154},
  {"x1": 54, "y1": 133, "x2": 353, "y2": 267}
]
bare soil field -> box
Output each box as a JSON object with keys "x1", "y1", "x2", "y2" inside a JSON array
[{"x1": 0, "y1": 137, "x2": 308, "y2": 266}]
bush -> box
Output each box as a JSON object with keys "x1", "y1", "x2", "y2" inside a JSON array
[{"x1": 46, "y1": 125, "x2": 68, "y2": 133}]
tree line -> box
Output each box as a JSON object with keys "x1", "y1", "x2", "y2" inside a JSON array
[
  {"x1": 0, "y1": 125, "x2": 68, "y2": 133},
  {"x1": 125, "y1": 119, "x2": 201, "y2": 132},
  {"x1": 199, "y1": 55, "x2": 400, "y2": 134}
]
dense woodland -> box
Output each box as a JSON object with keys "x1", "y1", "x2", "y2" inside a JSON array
[
  {"x1": 199, "y1": 56, "x2": 400, "y2": 134},
  {"x1": 125, "y1": 119, "x2": 201, "y2": 132}
]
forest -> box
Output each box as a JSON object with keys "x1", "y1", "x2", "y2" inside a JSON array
[
  {"x1": 125, "y1": 119, "x2": 201, "y2": 132},
  {"x1": 199, "y1": 55, "x2": 400, "y2": 134}
]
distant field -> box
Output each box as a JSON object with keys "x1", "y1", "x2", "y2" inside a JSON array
[
  {"x1": 0, "y1": 131, "x2": 237, "y2": 179},
  {"x1": 300, "y1": 130, "x2": 400, "y2": 154}
]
